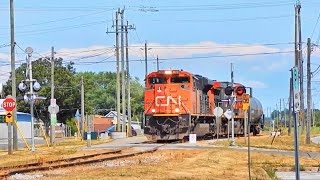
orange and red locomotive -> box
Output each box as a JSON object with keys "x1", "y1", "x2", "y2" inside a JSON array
[{"x1": 144, "y1": 70, "x2": 263, "y2": 141}]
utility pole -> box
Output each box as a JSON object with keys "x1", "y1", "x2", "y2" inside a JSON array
[
  {"x1": 115, "y1": 10, "x2": 121, "y2": 132},
  {"x1": 50, "y1": 46, "x2": 55, "y2": 145},
  {"x1": 156, "y1": 55, "x2": 159, "y2": 71},
  {"x1": 10, "y1": 0, "x2": 18, "y2": 151},
  {"x1": 306, "y1": 38, "x2": 311, "y2": 144},
  {"x1": 297, "y1": 2, "x2": 304, "y2": 134},
  {"x1": 230, "y1": 63, "x2": 235, "y2": 146},
  {"x1": 81, "y1": 76, "x2": 84, "y2": 138},
  {"x1": 280, "y1": 99, "x2": 282, "y2": 127},
  {"x1": 125, "y1": 21, "x2": 135, "y2": 137},
  {"x1": 107, "y1": 9, "x2": 121, "y2": 132},
  {"x1": 120, "y1": 9, "x2": 126, "y2": 134},
  {"x1": 145, "y1": 41, "x2": 148, "y2": 78},
  {"x1": 293, "y1": 2, "x2": 301, "y2": 178}
]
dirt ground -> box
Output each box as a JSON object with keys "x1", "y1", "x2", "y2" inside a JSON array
[{"x1": 16, "y1": 148, "x2": 320, "y2": 180}]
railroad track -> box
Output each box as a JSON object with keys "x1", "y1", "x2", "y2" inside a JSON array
[{"x1": 0, "y1": 147, "x2": 160, "y2": 179}]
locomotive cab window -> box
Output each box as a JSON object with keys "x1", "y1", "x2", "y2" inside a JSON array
[
  {"x1": 148, "y1": 77, "x2": 167, "y2": 84},
  {"x1": 171, "y1": 76, "x2": 190, "y2": 83}
]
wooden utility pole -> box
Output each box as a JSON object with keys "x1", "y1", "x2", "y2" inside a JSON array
[
  {"x1": 10, "y1": 0, "x2": 18, "y2": 151},
  {"x1": 120, "y1": 9, "x2": 126, "y2": 134},
  {"x1": 297, "y1": 2, "x2": 304, "y2": 134},
  {"x1": 115, "y1": 9, "x2": 121, "y2": 132},
  {"x1": 306, "y1": 38, "x2": 311, "y2": 144}
]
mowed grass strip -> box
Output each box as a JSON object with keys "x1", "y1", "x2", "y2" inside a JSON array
[
  {"x1": 213, "y1": 129, "x2": 320, "y2": 152},
  {"x1": 0, "y1": 138, "x2": 108, "y2": 168},
  {"x1": 36, "y1": 148, "x2": 320, "y2": 180}
]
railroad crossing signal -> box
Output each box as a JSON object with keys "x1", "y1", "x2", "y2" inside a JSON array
[
  {"x1": 242, "y1": 93, "x2": 250, "y2": 110},
  {"x1": 5, "y1": 111, "x2": 13, "y2": 123},
  {"x1": 2, "y1": 97, "x2": 16, "y2": 111}
]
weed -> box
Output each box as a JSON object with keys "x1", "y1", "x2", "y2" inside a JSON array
[{"x1": 263, "y1": 165, "x2": 279, "y2": 180}]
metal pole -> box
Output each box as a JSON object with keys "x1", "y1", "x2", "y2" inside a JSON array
[
  {"x1": 120, "y1": 9, "x2": 126, "y2": 134},
  {"x1": 145, "y1": 41, "x2": 148, "y2": 78},
  {"x1": 247, "y1": 93, "x2": 251, "y2": 180},
  {"x1": 81, "y1": 76, "x2": 85, "y2": 138},
  {"x1": 298, "y1": 3, "x2": 304, "y2": 134},
  {"x1": 292, "y1": 69, "x2": 301, "y2": 180},
  {"x1": 306, "y1": 38, "x2": 311, "y2": 144},
  {"x1": 230, "y1": 63, "x2": 235, "y2": 146},
  {"x1": 283, "y1": 98, "x2": 286, "y2": 128},
  {"x1": 87, "y1": 115, "x2": 91, "y2": 147},
  {"x1": 28, "y1": 54, "x2": 35, "y2": 152},
  {"x1": 156, "y1": 55, "x2": 159, "y2": 71},
  {"x1": 50, "y1": 46, "x2": 55, "y2": 145},
  {"x1": 289, "y1": 78, "x2": 293, "y2": 135},
  {"x1": 115, "y1": 9, "x2": 121, "y2": 132},
  {"x1": 125, "y1": 22, "x2": 132, "y2": 137},
  {"x1": 10, "y1": 0, "x2": 18, "y2": 151}
]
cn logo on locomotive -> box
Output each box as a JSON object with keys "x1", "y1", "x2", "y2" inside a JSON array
[{"x1": 155, "y1": 96, "x2": 181, "y2": 107}]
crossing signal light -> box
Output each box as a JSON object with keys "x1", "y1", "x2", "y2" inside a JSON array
[
  {"x1": 236, "y1": 86, "x2": 246, "y2": 96},
  {"x1": 224, "y1": 86, "x2": 233, "y2": 96}
]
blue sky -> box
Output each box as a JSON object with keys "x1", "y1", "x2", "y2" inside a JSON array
[{"x1": 1, "y1": 0, "x2": 320, "y2": 115}]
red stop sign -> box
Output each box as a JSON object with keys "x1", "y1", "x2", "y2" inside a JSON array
[{"x1": 2, "y1": 98, "x2": 16, "y2": 111}]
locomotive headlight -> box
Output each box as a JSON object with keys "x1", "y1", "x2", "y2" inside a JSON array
[
  {"x1": 175, "y1": 108, "x2": 180, "y2": 113},
  {"x1": 151, "y1": 109, "x2": 156, "y2": 113}
]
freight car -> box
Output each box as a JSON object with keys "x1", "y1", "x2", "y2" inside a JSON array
[{"x1": 143, "y1": 70, "x2": 264, "y2": 141}]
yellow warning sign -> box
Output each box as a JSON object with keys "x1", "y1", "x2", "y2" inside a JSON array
[
  {"x1": 5, "y1": 111, "x2": 13, "y2": 123},
  {"x1": 242, "y1": 103, "x2": 249, "y2": 110}
]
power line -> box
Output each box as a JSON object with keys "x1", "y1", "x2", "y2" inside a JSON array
[{"x1": 61, "y1": 50, "x2": 293, "y2": 66}]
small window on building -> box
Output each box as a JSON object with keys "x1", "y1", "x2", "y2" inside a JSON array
[
  {"x1": 171, "y1": 76, "x2": 190, "y2": 83},
  {"x1": 148, "y1": 77, "x2": 167, "y2": 84}
]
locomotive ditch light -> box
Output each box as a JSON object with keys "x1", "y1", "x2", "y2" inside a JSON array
[
  {"x1": 224, "y1": 86, "x2": 233, "y2": 96},
  {"x1": 151, "y1": 109, "x2": 156, "y2": 113},
  {"x1": 236, "y1": 86, "x2": 246, "y2": 96},
  {"x1": 175, "y1": 108, "x2": 180, "y2": 113}
]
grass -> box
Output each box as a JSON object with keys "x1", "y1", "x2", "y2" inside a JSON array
[
  {"x1": 0, "y1": 138, "x2": 109, "y2": 168},
  {"x1": 35, "y1": 148, "x2": 320, "y2": 180},
  {"x1": 213, "y1": 129, "x2": 320, "y2": 152}
]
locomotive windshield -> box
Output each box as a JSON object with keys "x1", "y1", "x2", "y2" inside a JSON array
[
  {"x1": 171, "y1": 76, "x2": 190, "y2": 83},
  {"x1": 148, "y1": 77, "x2": 167, "y2": 84}
]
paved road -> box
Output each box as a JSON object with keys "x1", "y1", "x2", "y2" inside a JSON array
[
  {"x1": 276, "y1": 172, "x2": 320, "y2": 180},
  {"x1": 311, "y1": 136, "x2": 320, "y2": 144}
]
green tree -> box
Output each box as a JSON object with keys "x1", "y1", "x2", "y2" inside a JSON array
[{"x1": 4, "y1": 58, "x2": 79, "y2": 127}]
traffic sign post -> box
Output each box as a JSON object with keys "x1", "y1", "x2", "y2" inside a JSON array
[
  {"x1": 5, "y1": 111, "x2": 13, "y2": 123},
  {"x1": 291, "y1": 67, "x2": 300, "y2": 179},
  {"x1": 2, "y1": 96, "x2": 16, "y2": 155},
  {"x1": 49, "y1": 100, "x2": 59, "y2": 146},
  {"x1": 214, "y1": 107, "x2": 223, "y2": 140}
]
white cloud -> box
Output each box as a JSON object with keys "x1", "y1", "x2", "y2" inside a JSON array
[
  {"x1": 251, "y1": 59, "x2": 289, "y2": 72},
  {"x1": 243, "y1": 80, "x2": 268, "y2": 89},
  {"x1": 52, "y1": 41, "x2": 284, "y2": 62}
]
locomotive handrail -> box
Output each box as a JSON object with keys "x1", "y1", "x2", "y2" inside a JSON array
[
  {"x1": 180, "y1": 100, "x2": 190, "y2": 114},
  {"x1": 144, "y1": 100, "x2": 155, "y2": 114}
]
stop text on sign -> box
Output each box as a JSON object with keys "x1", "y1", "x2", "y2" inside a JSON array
[{"x1": 2, "y1": 98, "x2": 16, "y2": 111}]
